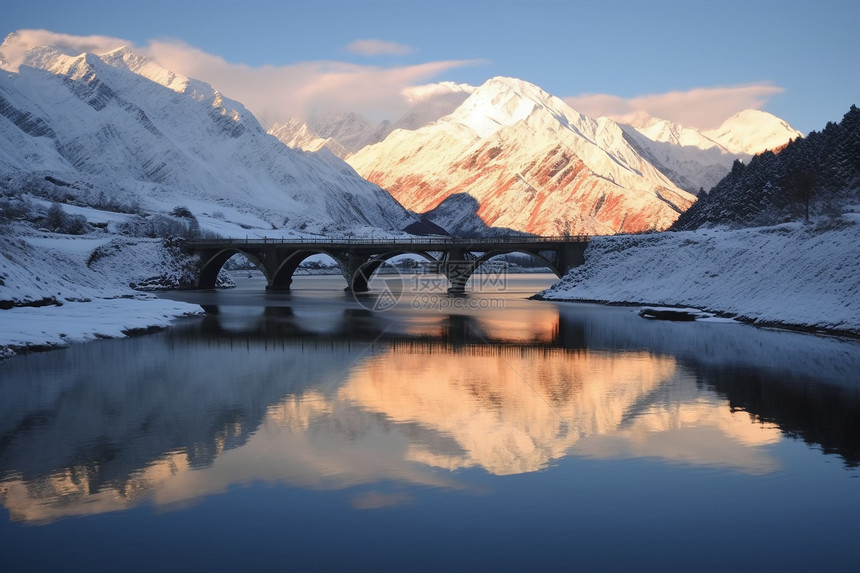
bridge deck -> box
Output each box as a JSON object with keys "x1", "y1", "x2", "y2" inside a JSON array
[{"x1": 185, "y1": 235, "x2": 590, "y2": 249}]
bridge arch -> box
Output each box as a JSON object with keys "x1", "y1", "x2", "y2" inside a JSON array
[
  {"x1": 437, "y1": 249, "x2": 562, "y2": 294},
  {"x1": 269, "y1": 249, "x2": 347, "y2": 291},
  {"x1": 473, "y1": 249, "x2": 561, "y2": 277},
  {"x1": 198, "y1": 248, "x2": 271, "y2": 289},
  {"x1": 349, "y1": 250, "x2": 441, "y2": 292}
]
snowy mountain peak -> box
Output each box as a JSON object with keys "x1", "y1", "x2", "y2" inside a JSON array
[
  {"x1": 348, "y1": 76, "x2": 696, "y2": 236},
  {"x1": 704, "y1": 109, "x2": 803, "y2": 155},
  {"x1": 270, "y1": 81, "x2": 478, "y2": 157},
  {"x1": 448, "y1": 76, "x2": 566, "y2": 138},
  {"x1": 631, "y1": 117, "x2": 722, "y2": 151},
  {"x1": 619, "y1": 109, "x2": 803, "y2": 193},
  {"x1": 99, "y1": 45, "x2": 197, "y2": 94},
  {"x1": 268, "y1": 118, "x2": 349, "y2": 158}
]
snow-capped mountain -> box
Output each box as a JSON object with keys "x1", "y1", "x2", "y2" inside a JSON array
[
  {"x1": 0, "y1": 35, "x2": 414, "y2": 235},
  {"x1": 347, "y1": 77, "x2": 697, "y2": 236},
  {"x1": 621, "y1": 110, "x2": 802, "y2": 194},
  {"x1": 268, "y1": 113, "x2": 385, "y2": 159},
  {"x1": 268, "y1": 118, "x2": 349, "y2": 158},
  {"x1": 269, "y1": 82, "x2": 475, "y2": 159},
  {"x1": 703, "y1": 109, "x2": 802, "y2": 155},
  {"x1": 619, "y1": 118, "x2": 737, "y2": 193}
]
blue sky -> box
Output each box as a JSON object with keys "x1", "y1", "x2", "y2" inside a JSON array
[{"x1": 3, "y1": 0, "x2": 858, "y2": 133}]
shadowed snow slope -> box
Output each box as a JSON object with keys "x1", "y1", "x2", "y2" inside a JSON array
[{"x1": 539, "y1": 219, "x2": 860, "y2": 336}]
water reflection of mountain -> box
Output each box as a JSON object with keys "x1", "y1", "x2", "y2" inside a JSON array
[
  {"x1": 702, "y1": 366, "x2": 860, "y2": 467},
  {"x1": 557, "y1": 304, "x2": 860, "y2": 467},
  {"x1": 0, "y1": 303, "x2": 858, "y2": 523}
]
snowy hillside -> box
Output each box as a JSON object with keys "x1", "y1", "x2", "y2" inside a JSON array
[
  {"x1": 538, "y1": 218, "x2": 860, "y2": 336},
  {"x1": 0, "y1": 35, "x2": 415, "y2": 236},
  {"x1": 348, "y1": 76, "x2": 697, "y2": 236}
]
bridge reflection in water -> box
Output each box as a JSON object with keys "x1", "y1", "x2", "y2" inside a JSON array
[{"x1": 2, "y1": 302, "x2": 859, "y2": 525}]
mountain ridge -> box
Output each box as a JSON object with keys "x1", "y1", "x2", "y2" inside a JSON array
[
  {"x1": 275, "y1": 78, "x2": 800, "y2": 208},
  {"x1": 0, "y1": 35, "x2": 415, "y2": 236}
]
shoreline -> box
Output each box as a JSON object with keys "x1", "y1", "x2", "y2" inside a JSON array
[
  {"x1": 0, "y1": 297, "x2": 203, "y2": 359},
  {"x1": 535, "y1": 222, "x2": 860, "y2": 340},
  {"x1": 5, "y1": 286, "x2": 858, "y2": 361},
  {"x1": 531, "y1": 293, "x2": 860, "y2": 340}
]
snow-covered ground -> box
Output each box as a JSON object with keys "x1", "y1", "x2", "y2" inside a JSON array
[
  {"x1": 0, "y1": 223, "x2": 204, "y2": 358},
  {"x1": 538, "y1": 216, "x2": 860, "y2": 336}
]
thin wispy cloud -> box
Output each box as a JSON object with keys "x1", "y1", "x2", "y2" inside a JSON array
[
  {"x1": 146, "y1": 38, "x2": 478, "y2": 125},
  {"x1": 346, "y1": 39, "x2": 414, "y2": 56},
  {"x1": 564, "y1": 84, "x2": 785, "y2": 130}
]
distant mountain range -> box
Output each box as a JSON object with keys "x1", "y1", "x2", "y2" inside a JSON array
[
  {"x1": 1, "y1": 31, "x2": 805, "y2": 240},
  {"x1": 272, "y1": 78, "x2": 801, "y2": 236},
  {"x1": 0, "y1": 34, "x2": 414, "y2": 237}
]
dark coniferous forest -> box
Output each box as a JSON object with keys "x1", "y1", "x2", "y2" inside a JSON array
[{"x1": 672, "y1": 105, "x2": 860, "y2": 230}]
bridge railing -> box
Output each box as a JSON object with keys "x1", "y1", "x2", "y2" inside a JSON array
[{"x1": 184, "y1": 235, "x2": 590, "y2": 248}]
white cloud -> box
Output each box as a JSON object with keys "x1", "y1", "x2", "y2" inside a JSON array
[
  {"x1": 346, "y1": 39, "x2": 414, "y2": 56},
  {"x1": 564, "y1": 84, "x2": 785, "y2": 130},
  {"x1": 402, "y1": 81, "x2": 476, "y2": 105},
  {"x1": 0, "y1": 29, "x2": 128, "y2": 70},
  {"x1": 145, "y1": 39, "x2": 480, "y2": 125}
]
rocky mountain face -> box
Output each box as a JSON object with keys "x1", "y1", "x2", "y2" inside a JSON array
[
  {"x1": 0, "y1": 35, "x2": 414, "y2": 236},
  {"x1": 672, "y1": 105, "x2": 860, "y2": 230},
  {"x1": 346, "y1": 77, "x2": 698, "y2": 236}
]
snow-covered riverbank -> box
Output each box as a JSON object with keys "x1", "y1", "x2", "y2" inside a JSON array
[
  {"x1": 5, "y1": 215, "x2": 860, "y2": 359},
  {"x1": 0, "y1": 230, "x2": 202, "y2": 358},
  {"x1": 538, "y1": 218, "x2": 860, "y2": 336}
]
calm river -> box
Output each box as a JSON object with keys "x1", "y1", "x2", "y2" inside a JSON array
[{"x1": 1, "y1": 273, "x2": 859, "y2": 571}]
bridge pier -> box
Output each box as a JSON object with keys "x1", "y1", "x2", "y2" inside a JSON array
[
  {"x1": 337, "y1": 252, "x2": 373, "y2": 293},
  {"x1": 442, "y1": 249, "x2": 478, "y2": 294}
]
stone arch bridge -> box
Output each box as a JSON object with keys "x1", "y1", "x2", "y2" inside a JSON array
[{"x1": 182, "y1": 235, "x2": 590, "y2": 294}]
